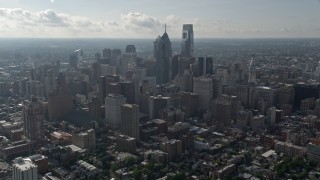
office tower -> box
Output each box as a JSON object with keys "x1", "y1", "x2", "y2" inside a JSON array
[
  {"x1": 223, "y1": 84, "x2": 251, "y2": 107},
  {"x1": 48, "y1": 74, "x2": 73, "y2": 120},
  {"x1": 69, "y1": 49, "x2": 83, "y2": 69},
  {"x1": 116, "y1": 134, "x2": 137, "y2": 154},
  {"x1": 69, "y1": 54, "x2": 77, "y2": 68},
  {"x1": 25, "y1": 80, "x2": 44, "y2": 98},
  {"x1": 160, "y1": 139, "x2": 182, "y2": 162},
  {"x1": 69, "y1": 79, "x2": 89, "y2": 96},
  {"x1": 125, "y1": 45, "x2": 136, "y2": 53},
  {"x1": 197, "y1": 57, "x2": 205, "y2": 76},
  {"x1": 102, "y1": 48, "x2": 111, "y2": 59},
  {"x1": 251, "y1": 115, "x2": 265, "y2": 131},
  {"x1": 23, "y1": 97, "x2": 44, "y2": 142},
  {"x1": 121, "y1": 53, "x2": 137, "y2": 75},
  {"x1": 315, "y1": 99, "x2": 320, "y2": 117},
  {"x1": 181, "y1": 24, "x2": 194, "y2": 57},
  {"x1": 248, "y1": 55, "x2": 256, "y2": 84},
  {"x1": 0, "y1": 82, "x2": 10, "y2": 97},
  {"x1": 173, "y1": 70, "x2": 193, "y2": 92},
  {"x1": 105, "y1": 94, "x2": 126, "y2": 129},
  {"x1": 172, "y1": 54, "x2": 181, "y2": 80},
  {"x1": 198, "y1": 57, "x2": 214, "y2": 76},
  {"x1": 44, "y1": 69, "x2": 56, "y2": 97},
  {"x1": 149, "y1": 95, "x2": 170, "y2": 119},
  {"x1": 154, "y1": 26, "x2": 172, "y2": 85},
  {"x1": 236, "y1": 110, "x2": 252, "y2": 130},
  {"x1": 111, "y1": 49, "x2": 121, "y2": 70},
  {"x1": 72, "y1": 129, "x2": 96, "y2": 151},
  {"x1": 99, "y1": 64, "x2": 117, "y2": 76},
  {"x1": 91, "y1": 62, "x2": 100, "y2": 83},
  {"x1": 105, "y1": 75, "x2": 121, "y2": 95},
  {"x1": 277, "y1": 84, "x2": 294, "y2": 106},
  {"x1": 252, "y1": 86, "x2": 276, "y2": 113},
  {"x1": 99, "y1": 76, "x2": 107, "y2": 103},
  {"x1": 181, "y1": 92, "x2": 199, "y2": 118},
  {"x1": 211, "y1": 94, "x2": 241, "y2": 128},
  {"x1": 89, "y1": 96, "x2": 102, "y2": 118},
  {"x1": 12, "y1": 157, "x2": 38, "y2": 180},
  {"x1": 94, "y1": 53, "x2": 101, "y2": 61},
  {"x1": 300, "y1": 98, "x2": 315, "y2": 115},
  {"x1": 28, "y1": 154, "x2": 48, "y2": 175},
  {"x1": 266, "y1": 107, "x2": 284, "y2": 125},
  {"x1": 177, "y1": 57, "x2": 196, "y2": 75},
  {"x1": 119, "y1": 82, "x2": 137, "y2": 104},
  {"x1": 132, "y1": 67, "x2": 147, "y2": 83},
  {"x1": 193, "y1": 76, "x2": 214, "y2": 111},
  {"x1": 120, "y1": 104, "x2": 140, "y2": 140}
]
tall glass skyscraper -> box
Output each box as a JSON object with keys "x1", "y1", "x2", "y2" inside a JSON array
[
  {"x1": 181, "y1": 24, "x2": 194, "y2": 57},
  {"x1": 154, "y1": 27, "x2": 172, "y2": 85}
]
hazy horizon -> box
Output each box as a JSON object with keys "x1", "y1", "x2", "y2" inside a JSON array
[{"x1": 1, "y1": 0, "x2": 320, "y2": 38}]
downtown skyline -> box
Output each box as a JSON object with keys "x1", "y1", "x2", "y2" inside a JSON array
[{"x1": 0, "y1": 0, "x2": 320, "y2": 38}]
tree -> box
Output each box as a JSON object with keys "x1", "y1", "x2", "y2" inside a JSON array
[
  {"x1": 124, "y1": 156, "x2": 135, "y2": 166},
  {"x1": 168, "y1": 173, "x2": 186, "y2": 180}
]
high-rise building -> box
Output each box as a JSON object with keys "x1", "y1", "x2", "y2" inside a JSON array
[
  {"x1": 72, "y1": 129, "x2": 96, "y2": 151},
  {"x1": 121, "y1": 53, "x2": 137, "y2": 75},
  {"x1": 120, "y1": 104, "x2": 140, "y2": 140},
  {"x1": 12, "y1": 157, "x2": 38, "y2": 180},
  {"x1": 149, "y1": 95, "x2": 170, "y2": 119},
  {"x1": 0, "y1": 82, "x2": 10, "y2": 97},
  {"x1": 89, "y1": 96, "x2": 102, "y2": 119},
  {"x1": 116, "y1": 134, "x2": 137, "y2": 154},
  {"x1": 23, "y1": 97, "x2": 44, "y2": 142},
  {"x1": 160, "y1": 139, "x2": 182, "y2": 162},
  {"x1": 193, "y1": 76, "x2": 214, "y2": 111},
  {"x1": 198, "y1": 57, "x2": 214, "y2": 76},
  {"x1": 111, "y1": 49, "x2": 121, "y2": 71},
  {"x1": 236, "y1": 110, "x2": 252, "y2": 130},
  {"x1": 48, "y1": 74, "x2": 73, "y2": 120},
  {"x1": 177, "y1": 57, "x2": 195, "y2": 75},
  {"x1": 211, "y1": 94, "x2": 241, "y2": 128},
  {"x1": 173, "y1": 70, "x2": 193, "y2": 92},
  {"x1": 69, "y1": 49, "x2": 83, "y2": 69},
  {"x1": 105, "y1": 94, "x2": 126, "y2": 129},
  {"x1": 181, "y1": 24, "x2": 194, "y2": 57},
  {"x1": 125, "y1": 45, "x2": 136, "y2": 53},
  {"x1": 44, "y1": 69, "x2": 56, "y2": 97},
  {"x1": 102, "y1": 48, "x2": 111, "y2": 59},
  {"x1": 154, "y1": 27, "x2": 172, "y2": 85},
  {"x1": 181, "y1": 92, "x2": 199, "y2": 118},
  {"x1": 119, "y1": 82, "x2": 137, "y2": 104}
]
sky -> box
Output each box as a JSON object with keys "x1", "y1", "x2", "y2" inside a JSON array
[{"x1": 0, "y1": 0, "x2": 320, "y2": 38}]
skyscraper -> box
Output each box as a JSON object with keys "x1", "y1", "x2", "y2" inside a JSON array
[
  {"x1": 154, "y1": 26, "x2": 172, "y2": 85},
  {"x1": 121, "y1": 53, "x2": 137, "y2": 75},
  {"x1": 23, "y1": 96, "x2": 44, "y2": 142},
  {"x1": 125, "y1": 45, "x2": 136, "y2": 53},
  {"x1": 181, "y1": 24, "x2": 194, "y2": 57},
  {"x1": 12, "y1": 157, "x2": 38, "y2": 180},
  {"x1": 120, "y1": 104, "x2": 140, "y2": 140},
  {"x1": 105, "y1": 94, "x2": 126, "y2": 129},
  {"x1": 69, "y1": 49, "x2": 83, "y2": 69}
]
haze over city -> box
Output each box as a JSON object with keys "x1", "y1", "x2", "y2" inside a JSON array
[
  {"x1": 2, "y1": 1, "x2": 320, "y2": 180},
  {"x1": 1, "y1": 0, "x2": 320, "y2": 38}
]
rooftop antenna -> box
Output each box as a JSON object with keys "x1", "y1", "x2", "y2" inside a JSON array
[{"x1": 165, "y1": 24, "x2": 166, "y2": 33}]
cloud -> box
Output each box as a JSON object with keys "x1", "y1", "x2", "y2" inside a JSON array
[
  {"x1": 0, "y1": 8, "x2": 110, "y2": 37},
  {"x1": 0, "y1": 9, "x2": 166, "y2": 37},
  {"x1": 0, "y1": 8, "x2": 319, "y2": 38},
  {"x1": 121, "y1": 12, "x2": 161, "y2": 32}
]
